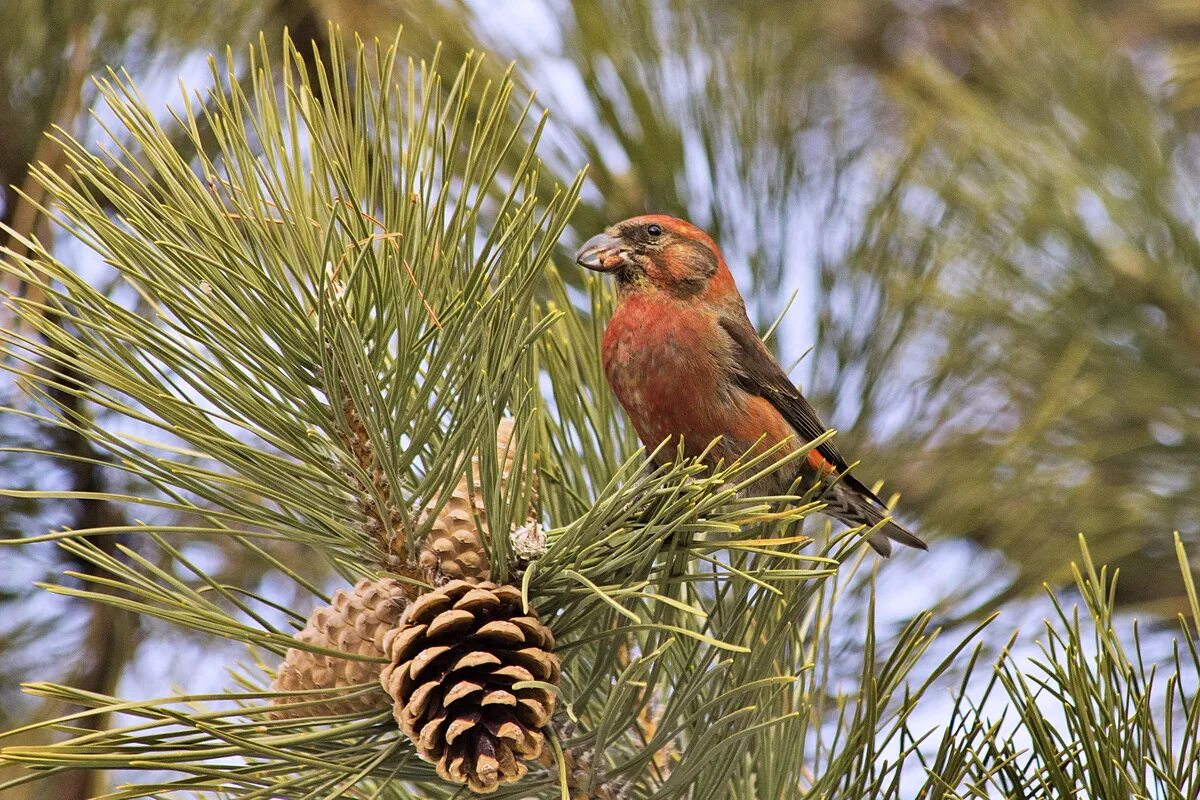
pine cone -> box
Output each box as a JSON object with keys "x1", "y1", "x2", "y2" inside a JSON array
[
  {"x1": 415, "y1": 418, "x2": 538, "y2": 583},
  {"x1": 380, "y1": 579, "x2": 559, "y2": 793},
  {"x1": 417, "y1": 492, "x2": 492, "y2": 581},
  {"x1": 270, "y1": 578, "x2": 410, "y2": 719},
  {"x1": 540, "y1": 745, "x2": 626, "y2": 800}
]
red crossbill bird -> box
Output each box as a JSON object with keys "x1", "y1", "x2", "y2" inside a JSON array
[{"x1": 575, "y1": 214, "x2": 926, "y2": 556}]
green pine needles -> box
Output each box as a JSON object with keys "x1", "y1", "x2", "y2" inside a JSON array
[{"x1": 0, "y1": 28, "x2": 1197, "y2": 800}]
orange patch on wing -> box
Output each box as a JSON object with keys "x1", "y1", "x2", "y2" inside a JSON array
[
  {"x1": 731, "y1": 397, "x2": 797, "y2": 458},
  {"x1": 806, "y1": 449, "x2": 838, "y2": 476}
]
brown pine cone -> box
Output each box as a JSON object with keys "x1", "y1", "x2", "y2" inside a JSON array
[
  {"x1": 380, "y1": 579, "x2": 559, "y2": 793},
  {"x1": 270, "y1": 578, "x2": 410, "y2": 719}
]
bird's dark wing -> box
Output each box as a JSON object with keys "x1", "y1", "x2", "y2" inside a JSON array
[{"x1": 719, "y1": 315, "x2": 887, "y2": 506}]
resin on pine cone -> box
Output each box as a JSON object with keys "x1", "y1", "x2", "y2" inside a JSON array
[
  {"x1": 270, "y1": 577, "x2": 410, "y2": 719},
  {"x1": 415, "y1": 418, "x2": 539, "y2": 583},
  {"x1": 380, "y1": 579, "x2": 559, "y2": 793}
]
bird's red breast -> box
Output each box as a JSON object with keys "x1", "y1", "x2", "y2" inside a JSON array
[{"x1": 602, "y1": 291, "x2": 796, "y2": 466}]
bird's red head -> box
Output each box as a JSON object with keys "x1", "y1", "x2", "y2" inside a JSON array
[{"x1": 575, "y1": 214, "x2": 737, "y2": 301}]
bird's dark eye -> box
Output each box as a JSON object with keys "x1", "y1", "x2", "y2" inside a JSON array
[{"x1": 647, "y1": 224, "x2": 662, "y2": 237}]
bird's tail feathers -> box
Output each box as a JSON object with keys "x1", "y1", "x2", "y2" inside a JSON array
[{"x1": 826, "y1": 482, "x2": 927, "y2": 557}]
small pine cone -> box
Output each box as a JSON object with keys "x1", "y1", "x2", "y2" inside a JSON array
[
  {"x1": 538, "y1": 746, "x2": 624, "y2": 800},
  {"x1": 380, "y1": 579, "x2": 559, "y2": 794},
  {"x1": 415, "y1": 418, "x2": 538, "y2": 583},
  {"x1": 417, "y1": 494, "x2": 491, "y2": 582},
  {"x1": 270, "y1": 578, "x2": 410, "y2": 719}
]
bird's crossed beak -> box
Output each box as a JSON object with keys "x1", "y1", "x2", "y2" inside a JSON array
[{"x1": 575, "y1": 232, "x2": 630, "y2": 272}]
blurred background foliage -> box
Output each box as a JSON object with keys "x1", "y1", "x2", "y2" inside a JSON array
[{"x1": 1, "y1": 0, "x2": 1198, "y2": 797}]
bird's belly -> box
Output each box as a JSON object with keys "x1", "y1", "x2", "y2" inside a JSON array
[{"x1": 603, "y1": 311, "x2": 745, "y2": 460}]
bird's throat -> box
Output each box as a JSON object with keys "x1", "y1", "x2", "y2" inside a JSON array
[{"x1": 615, "y1": 266, "x2": 650, "y2": 296}]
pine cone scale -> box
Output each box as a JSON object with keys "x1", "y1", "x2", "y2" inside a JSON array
[
  {"x1": 511, "y1": 616, "x2": 555, "y2": 648},
  {"x1": 427, "y1": 608, "x2": 476, "y2": 637},
  {"x1": 386, "y1": 624, "x2": 427, "y2": 664},
  {"x1": 409, "y1": 645, "x2": 455, "y2": 680},
  {"x1": 493, "y1": 664, "x2": 535, "y2": 683},
  {"x1": 511, "y1": 647, "x2": 560, "y2": 680},
  {"x1": 445, "y1": 679, "x2": 484, "y2": 705},
  {"x1": 518, "y1": 702, "x2": 551, "y2": 729},
  {"x1": 455, "y1": 587, "x2": 505, "y2": 611},
  {"x1": 454, "y1": 650, "x2": 502, "y2": 671},
  {"x1": 408, "y1": 590, "x2": 454, "y2": 620},
  {"x1": 476, "y1": 619, "x2": 525, "y2": 641},
  {"x1": 445, "y1": 713, "x2": 479, "y2": 744},
  {"x1": 481, "y1": 689, "x2": 517, "y2": 707}
]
